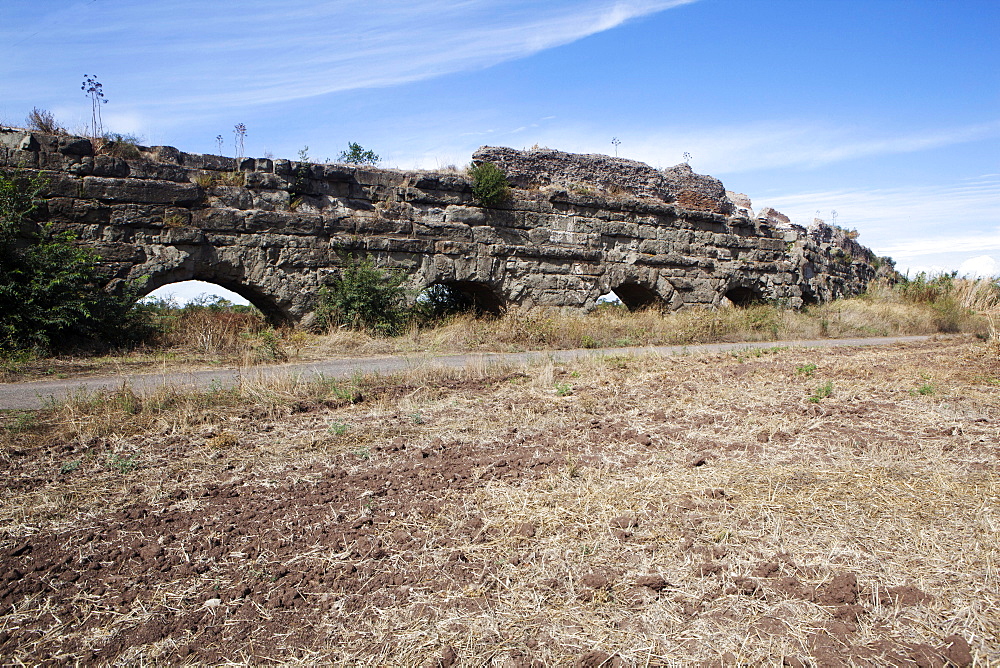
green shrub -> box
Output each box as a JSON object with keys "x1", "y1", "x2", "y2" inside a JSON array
[
  {"x1": 469, "y1": 161, "x2": 511, "y2": 207},
  {"x1": 316, "y1": 253, "x2": 409, "y2": 335},
  {"x1": 0, "y1": 166, "x2": 153, "y2": 354}
]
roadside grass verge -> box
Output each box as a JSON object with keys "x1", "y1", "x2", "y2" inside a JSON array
[{"x1": 2, "y1": 276, "x2": 997, "y2": 382}]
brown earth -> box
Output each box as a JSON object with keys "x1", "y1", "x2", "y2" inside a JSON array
[{"x1": 1, "y1": 337, "x2": 998, "y2": 665}]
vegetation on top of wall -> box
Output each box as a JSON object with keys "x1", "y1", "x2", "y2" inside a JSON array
[
  {"x1": 97, "y1": 132, "x2": 142, "y2": 159},
  {"x1": 26, "y1": 107, "x2": 64, "y2": 135},
  {"x1": 338, "y1": 142, "x2": 380, "y2": 166},
  {"x1": 469, "y1": 161, "x2": 512, "y2": 207}
]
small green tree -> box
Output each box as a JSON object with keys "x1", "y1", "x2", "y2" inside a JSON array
[
  {"x1": 469, "y1": 161, "x2": 511, "y2": 207},
  {"x1": 338, "y1": 142, "x2": 379, "y2": 166},
  {"x1": 0, "y1": 167, "x2": 152, "y2": 354},
  {"x1": 316, "y1": 253, "x2": 409, "y2": 335}
]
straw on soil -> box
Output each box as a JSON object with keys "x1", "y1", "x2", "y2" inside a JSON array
[{"x1": 0, "y1": 336, "x2": 997, "y2": 665}]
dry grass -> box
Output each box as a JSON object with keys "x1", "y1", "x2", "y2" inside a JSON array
[
  {"x1": 1, "y1": 336, "x2": 998, "y2": 664},
  {"x1": 3, "y1": 277, "x2": 997, "y2": 383}
]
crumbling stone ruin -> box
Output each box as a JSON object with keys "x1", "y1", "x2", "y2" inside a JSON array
[{"x1": 0, "y1": 129, "x2": 887, "y2": 325}]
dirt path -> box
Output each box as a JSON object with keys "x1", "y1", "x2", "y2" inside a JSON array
[{"x1": 0, "y1": 336, "x2": 932, "y2": 410}]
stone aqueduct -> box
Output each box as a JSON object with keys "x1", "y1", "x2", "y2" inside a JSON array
[{"x1": 1, "y1": 129, "x2": 883, "y2": 325}]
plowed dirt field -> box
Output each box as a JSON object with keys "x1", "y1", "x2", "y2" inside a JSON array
[{"x1": 2, "y1": 337, "x2": 997, "y2": 665}]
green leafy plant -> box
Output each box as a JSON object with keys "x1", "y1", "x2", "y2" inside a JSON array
[
  {"x1": 338, "y1": 142, "x2": 379, "y2": 166},
  {"x1": 555, "y1": 382, "x2": 573, "y2": 396},
  {"x1": 796, "y1": 363, "x2": 817, "y2": 377},
  {"x1": 808, "y1": 381, "x2": 834, "y2": 403},
  {"x1": 315, "y1": 252, "x2": 410, "y2": 335},
  {"x1": 0, "y1": 166, "x2": 154, "y2": 354},
  {"x1": 4, "y1": 410, "x2": 38, "y2": 433},
  {"x1": 60, "y1": 460, "x2": 81, "y2": 475},
  {"x1": 107, "y1": 451, "x2": 140, "y2": 474},
  {"x1": 328, "y1": 421, "x2": 350, "y2": 436},
  {"x1": 163, "y1": 213, "x2": 187, "y2": 228},
  {"x1": 469, "y1": 161, "x2": 511, "y2": 207},
  {"x1": 911, "y1": 373, "x2": 935, "y2": 396}
]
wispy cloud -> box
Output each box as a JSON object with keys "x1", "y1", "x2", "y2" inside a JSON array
[
  {"x1": 527, "y1": 119, "x2": 1000, "y2": 175},
  {"x1": 1, "y1": 0, "x2": 696, "y2": 119},
  {"x1": 754, "y1": 176, "x2": 1000, "y2": 272}
]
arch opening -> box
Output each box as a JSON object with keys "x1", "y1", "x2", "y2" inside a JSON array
[
  {"x1": 416, "y1": 281, "x2": 505, "y2": 318},
  {"x1": 142, "y1": 281, "x2": 251, "y2": 308},
  {"x1": 135, "y1": 273, "x2": 289, "y2": 326},
  {"x1": 606, "y1": 283, "x2": 663, "y2": 312},
  {"x1": 723, "y1": 286, "x2": 764, "y2": 307}
]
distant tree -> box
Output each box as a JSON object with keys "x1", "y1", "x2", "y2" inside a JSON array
[{"x1": 338, "y1": 142, "x2": 379, "y2": 166}]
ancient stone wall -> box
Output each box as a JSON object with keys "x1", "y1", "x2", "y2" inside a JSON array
[{"x1": 0, "y1": 129, "x2": 883, "y2": 325}]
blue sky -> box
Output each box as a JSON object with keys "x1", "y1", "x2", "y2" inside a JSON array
[{"x1": 3, "y1": 0, "x2": 998, "y2": 303}]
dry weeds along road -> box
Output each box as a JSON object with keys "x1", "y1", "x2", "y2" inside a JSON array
[
  {"x1": 0, "y1": 336, "x2": 932, "y2": 410},
  {"x1": 1, "y1": 336, "x2": 998, "y2": 665}
]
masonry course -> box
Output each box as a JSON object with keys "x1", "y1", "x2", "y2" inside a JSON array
[{"x1": 1, "y1": 129, "x2": 885, "y2": 325}]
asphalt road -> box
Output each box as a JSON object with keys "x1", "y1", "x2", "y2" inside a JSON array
[{"x1": 0, "y1": 335, "x2": 933, "y2": 410}]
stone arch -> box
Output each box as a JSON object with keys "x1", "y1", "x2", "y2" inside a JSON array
[
  {"x1": 610, "y1": 282, "x2": 664, "y2": 311},
  {"x1": 134, "y1": 266, "x2": 291, "y2": 325}
]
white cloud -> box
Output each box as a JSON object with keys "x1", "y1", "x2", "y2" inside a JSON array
[
  {"x1": 958, "y1": 255, "x2": 999, "y2": 278},
  {"x1": 752, "y1": 176, "x2": 1000, "y2": 274}
]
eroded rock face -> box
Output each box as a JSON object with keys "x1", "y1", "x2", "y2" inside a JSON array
[
  {"x1": 0, "y1": 129, "x2": 883, "y2": 324},
  {"x1": 472, "y1": 145, "x2": 732, "y2": 214}
]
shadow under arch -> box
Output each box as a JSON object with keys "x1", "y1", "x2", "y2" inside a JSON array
[
  {"x1": 723, "y1": 285, "x2": 765, "y2": 307},
  {"x1": 610, "y1": 283, "x2": 664, "y2": 311},
  {"x1": 135, "y1": 270, "x2": 290, "y2": 326},
  {"x1": 418, "y1": 280, "x2": 506, "y2": 317}
]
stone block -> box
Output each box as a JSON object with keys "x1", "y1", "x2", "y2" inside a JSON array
[
  {"x1": 209, "y1": 186, "x2": 254, "y2": 210},
  {"x1": 358, "y1": 216, "x2": 413, "y2": 236},
  {"x1": 192, "y1": 208, "x2": 244, "y2": 231},
  {"x1": 126, "y1": 160, "x2": 189, "y2": 182},
  {"x1": 244, "y1": 210, "x2": 323, "y2": 234},
  {"x1": 83, "y1": 176, "x2": 201, "y2": 205},
  {"x1": 444, "y1": 205, "x2": 486, "y2": 225},
  {"x1": 252, "y1": 189, "x2": 291, "y2": 211}
]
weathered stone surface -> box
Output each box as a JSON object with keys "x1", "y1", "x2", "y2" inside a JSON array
[
  {"x1": 4, "y1": 130, "x2": 884, "y2": 323},
  {"x1": 82, "y1": 176, "x2": 202, "y2": 205}
]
